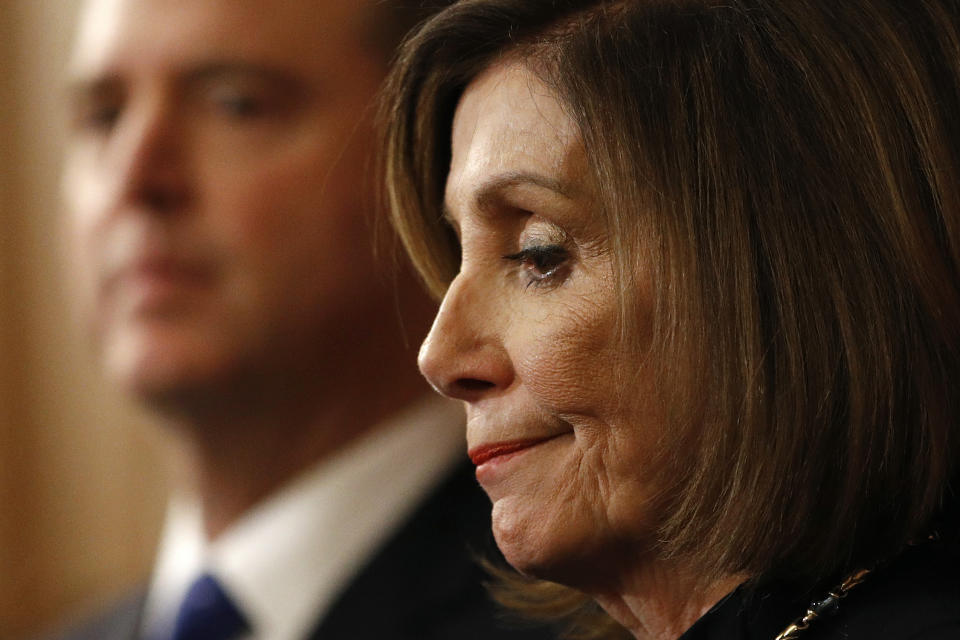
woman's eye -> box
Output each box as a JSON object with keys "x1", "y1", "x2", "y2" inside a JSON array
[{"x1": 503, "y1": 245, "x2": 570, "y2": 288}]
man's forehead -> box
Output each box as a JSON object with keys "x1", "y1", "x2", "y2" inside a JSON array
[{"x1": 71, "y1": 0, "x2": 375, "y2": 79}]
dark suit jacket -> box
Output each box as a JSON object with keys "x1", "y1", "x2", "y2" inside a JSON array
[{"x1": 44, "y1": 461, "x2": 557, "y2": 640}]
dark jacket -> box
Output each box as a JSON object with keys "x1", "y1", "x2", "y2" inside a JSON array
[
  {"x1": 46, "y1": 461, "x2": 557, "y2": 640},
  {"x1": 680, "y1": 540, "x2": 960, "y2": 640}
]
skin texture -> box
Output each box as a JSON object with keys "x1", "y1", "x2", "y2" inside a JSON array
[
  {"x1": 63, "y1": 0, "x2": 433, "y2": 538},
  {"x1": 418, "y1": 61, "x2": 738, "y2": 639}
]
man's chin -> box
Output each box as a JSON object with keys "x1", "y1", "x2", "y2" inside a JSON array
[
  {"x1": 102, "y1": 333, "x2": 234, "y2": 418},
  {"x1": 115, "y1": 366, "x2": 220, "y2": 420}
]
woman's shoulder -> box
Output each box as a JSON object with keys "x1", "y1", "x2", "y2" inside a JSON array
[
  {"x1": 680, "y1": 540, "x2": 960, "y2": 640},
  {"x1": 812, "y1": 540, "x2": 960, "y2": 640}
]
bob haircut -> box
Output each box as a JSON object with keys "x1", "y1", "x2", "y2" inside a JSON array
[{"x1": 381, "y1": 0, "x2": 960, "y2": 634}]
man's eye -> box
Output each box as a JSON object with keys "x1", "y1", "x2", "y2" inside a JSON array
[
  {"x1": 214, "y1": 92, "x2": 266, "y2": 118},
  {"x1": 503, "y1": 245, "x2": 570, "y2": 288},
  {"x1": 72, "y1": 103, "x2": 122, "y2": 134},
  {"x1": 206, "y1": 84, "x2": 272, "y2": 119}
]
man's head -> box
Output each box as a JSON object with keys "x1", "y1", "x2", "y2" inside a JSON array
[{"x1": 63, "y1": 0, "x2": 434, "y2": 417}]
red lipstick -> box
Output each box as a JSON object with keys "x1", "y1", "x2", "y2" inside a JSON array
[{"x1": 468, "y1": 438, "x2": 553, "y2": 466}]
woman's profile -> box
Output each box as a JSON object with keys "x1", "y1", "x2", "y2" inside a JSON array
[{"x1": 381, "y1": 1, "x2": 960, "y2": 638}]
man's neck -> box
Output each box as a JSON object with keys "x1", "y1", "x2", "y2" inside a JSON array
[{"x1": 163, "y1": 360, "x2": 431, "y2": 540}]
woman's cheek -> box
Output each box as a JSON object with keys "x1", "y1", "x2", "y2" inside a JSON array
[{"x1": 514, "y1": 296, "x2": 619, "y2": 411}]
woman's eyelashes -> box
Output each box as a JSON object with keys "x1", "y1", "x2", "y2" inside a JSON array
[{"x1": 503, "y1": 244, "x2": 571, "y2": 288}]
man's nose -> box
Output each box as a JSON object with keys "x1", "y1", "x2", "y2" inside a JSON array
[
  {"x1": 112, "y1": 97, "x2": 190, "y2": 215},
  {"x1": 417, "y1": 272, "x2": 514, "y2": 403}
]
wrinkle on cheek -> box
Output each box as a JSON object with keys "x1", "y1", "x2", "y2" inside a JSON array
[
  {"x1": 578, "y1": 433, "x2": 615, "y2": 509},
  {"x1": 515, "y1": 290, "x2": 619, "y2": 414},
  {"x1": 578, "y1": 429, "x2": 654, "y2": 543},
  {"x1": 609, "y1": 420, "x2": 662, "y2": 529},
  {"x1": 563, "y1": 444, "x2": 628, "y2": 565},
  {"x1": 494, "y1": 448, "x2": 601, "y2": 572}
]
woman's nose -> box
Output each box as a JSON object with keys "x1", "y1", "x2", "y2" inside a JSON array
[{"x1": 418, "y1": 273, "x2": 514, "y2": 402}]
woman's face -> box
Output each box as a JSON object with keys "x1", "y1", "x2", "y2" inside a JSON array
[{"x1": 419, "y1": 61, "x2": 663, "y2": 585}]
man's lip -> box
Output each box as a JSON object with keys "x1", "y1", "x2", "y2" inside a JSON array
[
  {"x1": 110, "y1": 256, "x2": 214, "y2": 287},
  {"x1": 468, "y1": 436, "x2": 562, "y2": 465}
]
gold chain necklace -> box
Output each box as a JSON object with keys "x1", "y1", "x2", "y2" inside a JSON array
[
  {"x1": 772, "y1": 531, "x2": 943, "y2": 640},
  {"x1": 772, "y1": 568, "x2": 872, "y2": 639}
]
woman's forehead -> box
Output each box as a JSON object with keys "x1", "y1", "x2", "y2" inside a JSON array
[{"x1": 446, "y1": 61, "x2": 589, "y2": 218}]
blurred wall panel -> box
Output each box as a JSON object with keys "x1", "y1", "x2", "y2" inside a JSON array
[{"x1": 1, "y1": 2, "x2": 170, "y2": 637}]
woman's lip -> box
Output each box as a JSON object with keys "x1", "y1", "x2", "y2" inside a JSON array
[{"x1": 468, "y1": 436, "x2": 562, "y2": 466}]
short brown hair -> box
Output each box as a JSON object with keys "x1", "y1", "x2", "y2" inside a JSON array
[{"x1": 382, "y1": 0, "x2": 960, "y2": 635}]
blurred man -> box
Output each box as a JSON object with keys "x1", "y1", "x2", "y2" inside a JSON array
[{"x1": 57, "y1": 1, "x2": 553, "y2": 639}]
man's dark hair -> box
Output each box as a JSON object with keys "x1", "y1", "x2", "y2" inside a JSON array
[{"x1": 366, "y1": 1, "x2": 455, "y2": 62}]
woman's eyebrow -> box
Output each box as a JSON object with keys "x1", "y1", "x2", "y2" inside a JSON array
[
  {"x1": 442, "y1": 171, "x2": 578, "y2": 231},
  {"x1": 473, "y1": 171, "x2": 574, "y2": 211}
]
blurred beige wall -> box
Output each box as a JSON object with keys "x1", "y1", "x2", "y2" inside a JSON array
[{"x1": 1, "y1": 2, "x2": 170, "y2": 637}]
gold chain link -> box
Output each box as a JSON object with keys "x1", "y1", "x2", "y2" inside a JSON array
[{"x1": 773, "y1": 569, "x2": 872, "y2": 640}]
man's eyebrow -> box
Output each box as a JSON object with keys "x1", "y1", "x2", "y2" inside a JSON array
[
  {"x1": 181, "y1": 61, "x2": 304, "y2": 89},
  {"x1": 66, "y1": 60, "x2": 306, "y2": 101}
]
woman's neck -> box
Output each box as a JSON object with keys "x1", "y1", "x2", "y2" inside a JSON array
[{"x1": 589, "y1": 561, "x2": 746, "y2": 640}]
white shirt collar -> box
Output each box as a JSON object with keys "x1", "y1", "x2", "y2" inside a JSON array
[{"x1": 141, "y1": 396, "x2": 466, "y2": 640}]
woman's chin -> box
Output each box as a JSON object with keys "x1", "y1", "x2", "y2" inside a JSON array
[{"x1": 491, "y1": 495, "x2": 600, "y2": 584}]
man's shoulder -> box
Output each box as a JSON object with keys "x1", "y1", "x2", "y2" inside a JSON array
[
  {"x1": 309, "y1": 460, "x2": 558, "y2": 640},
  {"x1": 38, "y1": 464, "x2": 556, "y2": 640},
  {"x1": 38, "y1": 589, "x2": 145, "y2": 640}
]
